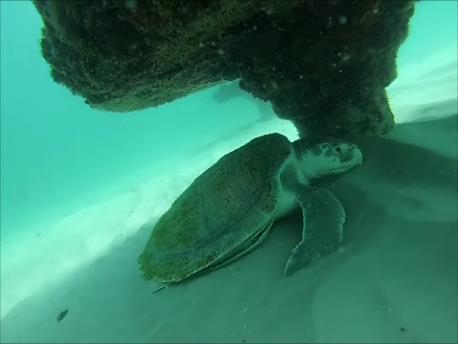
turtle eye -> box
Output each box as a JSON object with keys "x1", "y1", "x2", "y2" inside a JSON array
[{"x1": 335, "y1": 147, "x2": 341, "y2": 153}]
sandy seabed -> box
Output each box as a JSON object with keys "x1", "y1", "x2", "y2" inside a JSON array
[{"x1": 1, "y1": 111, "x2": 456, "y2": 343}]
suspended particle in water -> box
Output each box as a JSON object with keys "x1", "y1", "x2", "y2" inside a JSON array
[
  {"x1": 341, "y1": 53, "x2": 351, "y2": 63},
  {"x1": 124, "y1": 0, "x2": 138, "y2": 12},
  {"x1": 338, "y1": 15, "x2": 348, "y2": 25}
]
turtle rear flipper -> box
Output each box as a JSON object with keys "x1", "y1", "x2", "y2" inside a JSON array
[{"x1": 284, "y1": 187, "x2": 346, "y2": 277}]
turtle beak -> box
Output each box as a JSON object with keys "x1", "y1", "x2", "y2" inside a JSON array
[
  {"x1": 340, "y1": 146, "x2": 362, "y2": 166},
  {"x1": 353, "y1": 147, "x2": 363, "y2": 165}
]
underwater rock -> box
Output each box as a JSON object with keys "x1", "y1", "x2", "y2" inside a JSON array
[{"x1": 33, "y1": 0, "x2": 415, "y2": 140}]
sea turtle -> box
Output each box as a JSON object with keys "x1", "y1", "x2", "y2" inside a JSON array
[{"x1": 138, "y1": 133, "x2": 362, "y2": 283}]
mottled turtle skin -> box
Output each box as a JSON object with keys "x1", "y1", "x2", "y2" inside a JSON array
[
  {"x1": 138, "y1": 133, "x2": 362, "y2": 283},
  {"x1": 139, "y1": 133, "x2": 292, "y2": 282}
]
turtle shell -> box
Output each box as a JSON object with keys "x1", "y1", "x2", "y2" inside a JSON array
[{"x1": 139, "y1": 133, "x2": 293, "y2": 282}]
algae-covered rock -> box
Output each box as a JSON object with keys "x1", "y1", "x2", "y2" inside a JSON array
[{"x1": 33, "y1": 0, "x2": 415, "y2": 140}]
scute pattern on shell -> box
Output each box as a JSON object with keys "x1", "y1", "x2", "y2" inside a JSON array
[{"x1": 139, "y1": 133, "x2": 293, "y2": 282}]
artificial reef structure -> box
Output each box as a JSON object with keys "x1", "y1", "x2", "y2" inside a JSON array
[{"x1": 33, "y1": 0, "x2": 415, "y2": 140}]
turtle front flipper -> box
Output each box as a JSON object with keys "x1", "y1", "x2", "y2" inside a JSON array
[{"x1": 283, "y1": 187, "x2": 346, "y2": 277}]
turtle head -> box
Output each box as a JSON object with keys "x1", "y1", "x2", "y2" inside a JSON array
[{"x1": 294, "y1": 141, "x2": 363, "y2": 179}]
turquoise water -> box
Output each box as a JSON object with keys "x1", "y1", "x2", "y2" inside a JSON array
[
  {"x1": 1, "y1": 1, "x2": 456, "y2": 241},
  {"x1": 0, "y1": 1, "x2": 272, "y2": 239},
  {"x1": 395, "y1": 0, "x2": 457, "y2": 69},
  {"x1": 0, "y1": 1, "x2": 457, "y2": 341}
]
